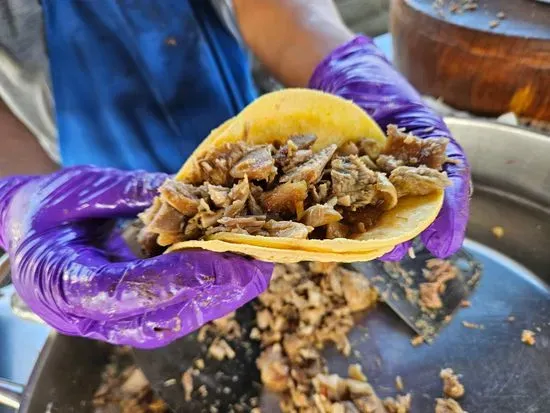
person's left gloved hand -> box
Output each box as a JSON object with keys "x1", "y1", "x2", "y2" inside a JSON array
[
  {"x1": 0, "y1": 166, "x2": 273, "y2": 348},
  {"x1": 310, "y1": 35, "x2": 471, "y2": 260}
]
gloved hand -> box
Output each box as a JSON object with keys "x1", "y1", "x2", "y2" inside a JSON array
[
  {"x1": 0, "y1": 166, "x2": 273, "y2": 348},
  {"x1": 310, "y1": 35, "x2": 471, "y2": 260}
]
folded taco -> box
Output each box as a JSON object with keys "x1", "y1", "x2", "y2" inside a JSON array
[{"x1": 139, "y1": 89, "x2": 450, "y2": 262}]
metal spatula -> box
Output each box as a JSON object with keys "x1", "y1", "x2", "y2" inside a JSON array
[{"x1": 349, "y1": 243, "x2": 482, "y2": 341}]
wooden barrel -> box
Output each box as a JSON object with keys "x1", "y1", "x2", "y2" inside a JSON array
[{"x1": 390, "y1": 0, "x2": 550, "y2": 120}]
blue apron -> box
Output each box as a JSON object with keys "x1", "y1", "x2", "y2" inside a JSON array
[{"x1": 42, "y1": 0, "x2": 257, "y2": 173}]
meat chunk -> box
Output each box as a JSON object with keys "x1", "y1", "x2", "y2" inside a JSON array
[
  {"x1": 419, "y1": 282, "x2": 443, "y2": 310},
  {"x1": 338, "y1": 141, "x2": 360, "y2": 156},
  {"x1": 138, "y1": 198, "x2": 162, "y2": 226},
  {"x1": 326, "y1": 222, "x2": 350, "y2": 239},
  {"x1": 281, "y1": 144, "x2": 337, "y2": 185},
  {"x1": 206, "y1": 184, "x2": 230, "y2": 208},
  {"x1": 330, "y1": 155, "x2": 378, "y2": 209},
  {"x1": 211, "y1": 216, "x2": 267, "y2": 235},
  {"x1": 256, "y1": 344, "x2": 290, "y2": 392},
  {"x1": 310, "y1": 181, "x2": 331, "y2": 204},
  {"x1": 159, "y1": 180, "x2": 205, "y2": 216},
  {"x1": 274, "y1": 135, "x2": 316, "y2": 172},
  {"x1": 197, "y1": 142, "x2": 248, "y2": 185},
  {"x1": 440, "y1": 369, "x2": 465, "y2": 399},
  {"x1": 435, "y1": 398, "x2": 466, "y2": 413},
  {"x1": 389, "y1": 166, "x2": 451, "y2": 198},
  {"x1": 264, "y1": 220, "x2": 312, "y2": 239},
  {"x1": 300, "y1": 204, "x2": 343, "y2": 228},
  {"x1": 146, "y1": 203, "x2": 184, "y2": 234},
  {"x1": 344, "y1": 206, "x2": 384, "y2": 236},
  {"x1": 224, "y1": 176, "x2": 250, "y2": 217},
  {"x1": 261, "y1": 181, "x2": 308, "y2": 216},
  {"x1": 379, "y1": 124, "x2": 449, "y2": 171},
  {"x1": 375, "y1": 172, "x2": 398, "y2": 210},
  {"x1": 341, "y1": 269, "x2": 378, "y2": 312},
  {"x1": 384, "y1": 394, "x2": 412, "y2": 413},
  {"x1": 358, "y1": 138, "x2": 382, "y2": 160},
  {"x1": 230, "y1": 145, "x2": 277, "y2": 181}
]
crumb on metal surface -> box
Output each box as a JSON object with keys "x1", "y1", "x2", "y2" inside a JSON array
[
  {"x1": 440, "y1": 368, "x2": 465, "y2": 399},
  {"x1": 462, "y1": 320, "x2": 484, "y2": 330},
  {"x1": 460, "y1": 300, "x2": 471, "y2": 308},
  {"x1": 395, "y1": 375, "x2": 404, "y2": 392},
  {"x1": 349, "y1": 364, "x2": 367, "y2": 382},
  {"x1": 182, "y1": 368, "x2": 194, "y2": 402},
  {"x1": 521, "y1": 329, "x2": 536, "y2": 346},
  {"x1": 411, "y1": 335, "x2": 425, "y2": 347},
  {"x1": 491, "y1": 226, "x2": 504, "y2": 238},
  {"x1": 489, "y1": 20, "x2": 500, "y2": 29}
]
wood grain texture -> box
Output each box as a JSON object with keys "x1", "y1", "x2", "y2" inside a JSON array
[{"x1": 390, "y1": 0, "x2": 550, "y2": 120}]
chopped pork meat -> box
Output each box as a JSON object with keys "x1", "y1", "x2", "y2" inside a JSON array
[
  {"x1": 379, "y1": 125, "x2": 449, "y2": 171},
  {"x1": 440, "y1": 368, "x2": 465, "y2": 399},
  {"x1": 300, "y1": 203, "x2": 342, "y2": 228},
  {"x1": 261, "y1": 181, "x2": 308, "y2": 216},
  {"x1": 230, "y1": 145, "x2": 276, "y2": 181},
  {"x1": 435, "y1": 398, "x2": 467, "y2": 413},
  {"x1": 390, "y1": 166, "x2": 451, "y2": 198},
  {"x1": 197, "y1": 142, "x2": 248, "y2": 185},
  {"x1": 281, "y1": 144, "x2": 337, "y2": 185},
  {"x1": 264, "y1": 220, "x2": 312, "y2": 239},
  {"x1": 158, "y1": 180, "x2": 205, "y2": 216},
  {"x1": 330, "y1": 155, "x2": 378, "y2": 209},
  {"x1": 140, "y1": 125, "x2": 451, "y2": 247}
]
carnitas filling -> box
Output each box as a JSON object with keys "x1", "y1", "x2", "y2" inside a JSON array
[{"x1": 139, "y1": 125, "x2": 451, "y2": 248}]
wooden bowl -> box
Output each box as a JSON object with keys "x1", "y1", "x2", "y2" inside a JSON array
[{"x1": 390, "y1": 0, "x2": 550, "y2": 120}]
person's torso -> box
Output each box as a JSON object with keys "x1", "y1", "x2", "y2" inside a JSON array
[{"x1": 0, "y1": 0, "x2": 256, "y2": 173}]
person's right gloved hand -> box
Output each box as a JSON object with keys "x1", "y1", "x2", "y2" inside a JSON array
[{"x1": 0, "y1": 166, "x2": 273, "y2": 349}]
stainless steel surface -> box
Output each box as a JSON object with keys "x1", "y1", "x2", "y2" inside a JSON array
[
  {"x1": 0, "y1": 379, "x2": 22, "y2": 410},
  {"x1": 351, "y1": 247, "x2": 482, "y2": 340},
  {"x1": 10, "y1": 294, "x2": 45, "y2": 325}
]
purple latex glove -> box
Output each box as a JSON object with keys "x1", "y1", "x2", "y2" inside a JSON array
[
  {"x1": 0, "y1": 166, "x2": 273, "y2": 348},
  {"x1": 310, "y1": 35, "x2": 471, "y2": 260}
]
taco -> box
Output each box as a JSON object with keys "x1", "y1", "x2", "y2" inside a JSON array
[{"x1": 139, "y1": 89, "x2": 450, "y2": 262}]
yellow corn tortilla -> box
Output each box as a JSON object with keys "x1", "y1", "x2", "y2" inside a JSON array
[
  {"x1": 167, "y1": 240, "x2": 394, "y2": 264},
  {"x1": 168, "y1": 89, "x2": 444, "y2": 259}
]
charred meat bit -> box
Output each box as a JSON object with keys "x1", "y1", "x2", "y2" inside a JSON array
[
  {"x1": 230, "y1": 145, "x2": 276, "y2": 181},
  {"x1": 390, "y1": 166, "x2": 450, "y2": 198},
  {"x1": 264, "y1": 220, "x2": 312, "y2": 239},
  {"x1": 261, "y1": 181, "x2": 308, "y2": 216},
  {"x1": 281, "y1": 144, "x2": 337, "y2": 185},
  {"x1": 379, "y1": 125, "x2": 449, "y2": 171},
  {"x1": 274, "y1": 134, "x2": 316, "y2": 172},
  {"x1": 300, "y1": 203, "x2": 343, "y2": 228},
  {"x1": 344, "y1": 206, "x2": 384, "y2": 236}
]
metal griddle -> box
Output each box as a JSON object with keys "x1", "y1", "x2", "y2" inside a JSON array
[{"x1": 0, "y1": 118, "x2": 549, "y2": 413}]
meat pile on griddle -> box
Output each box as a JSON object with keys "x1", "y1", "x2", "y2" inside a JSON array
[{"x1": 139, "y1": 125, "x2": 450, "y2": 249}]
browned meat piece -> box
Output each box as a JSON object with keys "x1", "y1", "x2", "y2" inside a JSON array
[
  {"x1": 380, "y1": 124, "x2": 449, "y2": 171},
  {"x1": 136, "y1": 227, "x2": 161, "y2": 257},
  {"x1": 419, "y1": 282, "x2": 443, "y2": 310},
  {"x1": 147, "y1": 203, "x2": 184, "y2": 234},
  {"x1": 256, "y1": 344, "x2": 290, "y2": 392},
  {"x1": 159, "y1": 180, "x2": 206, "y2": 216},
  {"x1": 230, "y1": 146, "x2": 277, "y2": 181},
  {"x1": 360, "y1": 155, "x2": 378, "y2": 170},
  {"x1": 313, "y1": 374, "x2": 349, "y2": 401},
  {"x1": 247, "y1": 183, "x2": 265, "y2": 215},
  {"x1": 300, "y1": 204, "x2": 343, "y2": 228},
  {"x1": 261, "y1": 181, "x2": 308, "y2": 216},
  {"x1": 156, "y1": 232, "x2": 186, "y2": 247},
  {"x1": 358, "y1": 138, "x2": 382, "y2": 160},
  {"x1": 281, "y1": 144, "x2": 337, "y2": 185},
  {"x1": 289, "y1": 134, "x2": 317, "y2": 149},
  {"x1": 424, "y1": 259, "x2": 458, "y2": 286},
  {"x1": 197, "y1": 142, "x2": 248, "y2": 185},
  {"x1": 326, "y1": 222, "x2": 350, "y2": 239},
  {"x1": 330, "y1": 155, "x2": 378, "y2": 209},
  {"x1": 224, "y1": 176, "x2": 250, "y2": 217},
  {"x1": 389, "y1": 166, "x2": 450, "y2": 198},
  {"x1": 139, "y1": 198, "x2": 162, "y2": 225},
  {"x1": 206, "y1": 184, "x2": 230, "y2": 208},
  {"x1": 212, "y1": 216, "x2": 267, "y2": 236},
  {"x1": 264, "y1": 220, "x2": 312, "y2": 239},
  {"x1": 435, "y1": 398, "x2": 466, "y2": 413},
  {"x1": 310, "y1": 181, "x2": 331, "y2": 204},
  {"x1": 341, "y1": 269, "x2": 378, "y2": 312},
  {"x1": 338, "y1": 141, "x2": 360, "y2": 156},
  {"x1": 376, "y1": 154, "x2": 405, "y2": 172},
  {"x1": 274, "y1": 135, "x2": 316, "y2": 172},
  {"x1": 375, "y1": 172, "x2": 398, "y2": 210},
  {"x1": 440, "y1": 368, "x2": 465, "y2": 399},
  {"x1": 344, "y1": 206, "x2": 384, "y2": 236},
  {"x1": 384, "y1": 394, "x2": 412, "y2": 413}
]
